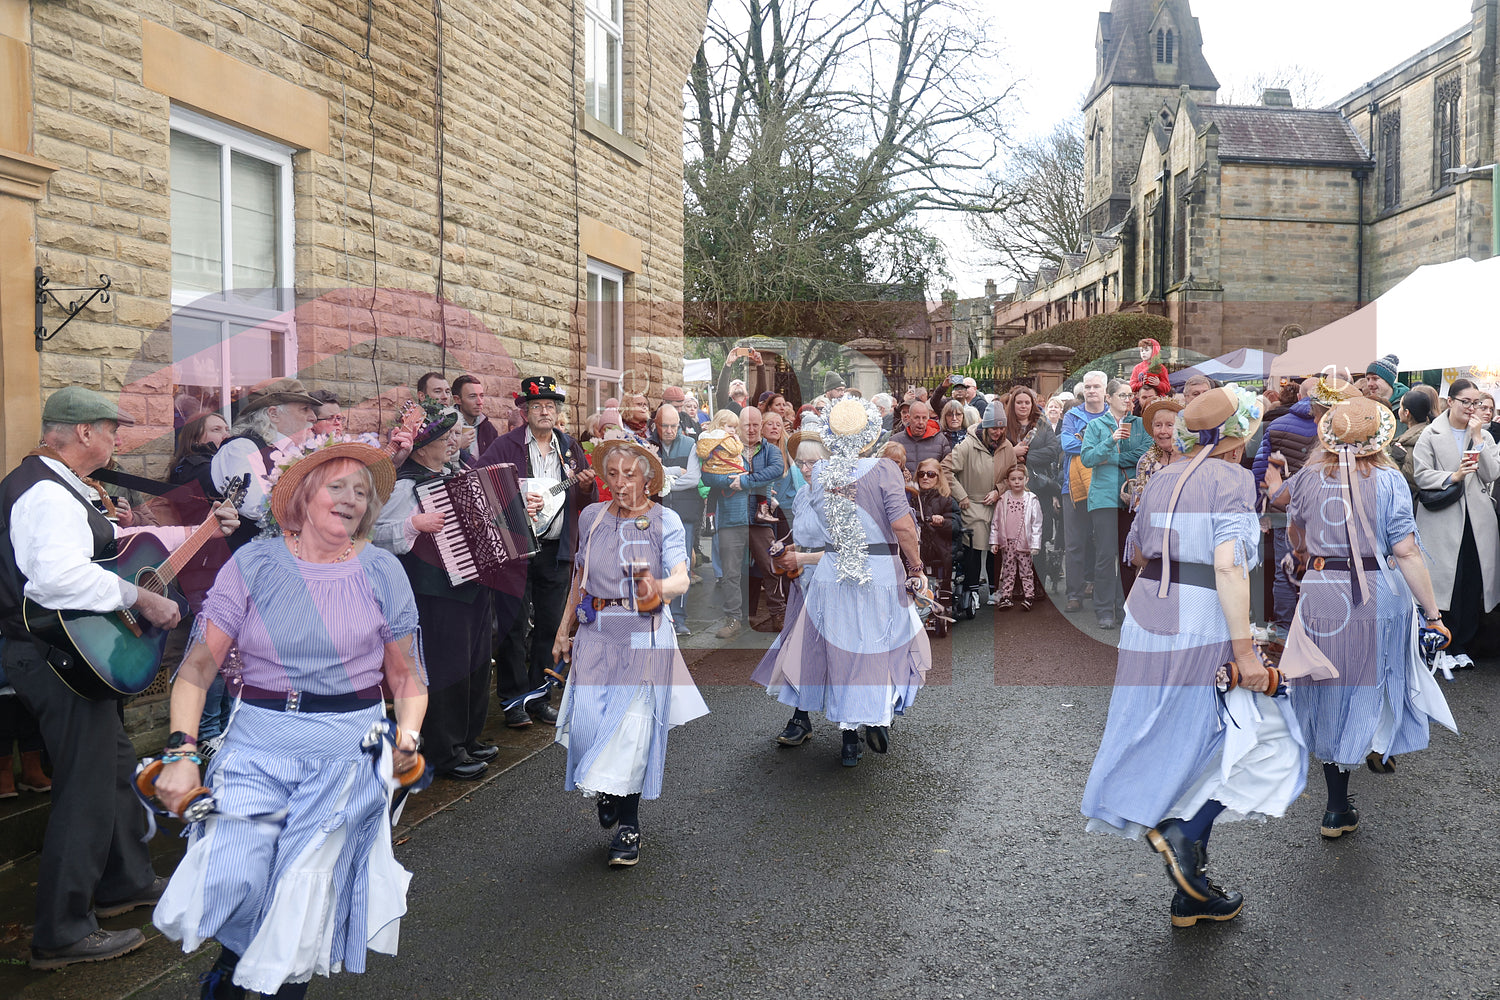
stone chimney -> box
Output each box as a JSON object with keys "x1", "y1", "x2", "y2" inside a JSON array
[
  {"x1": 1260, "y1": 87, "x2": 1293, "y2": 107},
  {"x1": 984, "y1": 278, "x2": 997, "y2": 297}
]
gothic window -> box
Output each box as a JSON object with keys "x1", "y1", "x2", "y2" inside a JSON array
[
  {"x1": 1171, "y1": 170, "x2": 1188, "y2": 284},
  {"x1": 1156, "y1": 29, "x2": 1164, "y2": 63},
  {"x1": 1436, "y1": 74, "x2": 1462, "y2": 189},
  {"x1": 1095, "y1": 126, "x2": 1102, "y2": 175},
  {"x1": 1165, "y1": 30, "x2": 1174, "y2": 64},
  {"x1": 1380, "y1": 108, "x2": 1402, "y2": 210}
]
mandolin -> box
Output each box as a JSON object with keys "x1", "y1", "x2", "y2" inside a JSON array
[
  {"x1": 24, "y1": 475, "x2": 249, "y2": 700},
  {"x1": 522, "y1": 461, "x2": 588, "y2": 535}
]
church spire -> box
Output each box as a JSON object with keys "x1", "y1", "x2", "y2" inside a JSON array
[{"x1": 1086, "y1": 0, "x2": 1219, "y2": 106}]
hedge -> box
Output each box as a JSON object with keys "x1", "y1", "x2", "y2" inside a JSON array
[{"x1": 966, "y1": 313, "x2": 1175, "y2": 379}]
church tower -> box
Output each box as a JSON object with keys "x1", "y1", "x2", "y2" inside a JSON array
[{"x1": 1082, "y1": 0, "x2": 1219, "y2": 233}]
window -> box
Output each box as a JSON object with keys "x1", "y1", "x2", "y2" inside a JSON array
[
  {"x1": 169, "y1": 108, "x2": 295, "y2": 419},
  {"x1": 1171, "y1": 170, "x2": 1188, "y2": 284},
  {"x1": 584, "y1": 0, "x2": 623, "y2": 131},
  {"x1": 586, "y1": 261, "x2": 626, "y2": 411},
  {"x1": 1380, "y1": 108, "x2": 1402, "y2": 210},
  {"x1": 1094, "y1": 126, "x2": 1102, "y2": 175},
  {"x1": 1156, "y1": 30, "x2": 1164, "y2": 63},
  {"x1": 1165, "y1": 30, "x2": 1173, "y2": 65},
  {"x1": 1436, "y1": 74, "x2": 1462, "y2": 189}
]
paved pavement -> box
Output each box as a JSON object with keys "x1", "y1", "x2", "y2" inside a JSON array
[{"x1": 7, "y1": 578, "x2": 1500, "y2": 999}]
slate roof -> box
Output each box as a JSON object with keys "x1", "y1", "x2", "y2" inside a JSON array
[
  {"x1": 1086, "y1": 0, "x2": 1219, "y2": 105},
  {"x1": 1193, "y1": 104, "x2": 1371, "y2": 166}
]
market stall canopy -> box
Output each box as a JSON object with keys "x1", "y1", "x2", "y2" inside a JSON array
[
  {"x1": 1170, "y1": 348, "x2": 1275, "y2": 387},
  {"x1": 1271, "y1": 256, "x2": 1500, "y2": 379}
]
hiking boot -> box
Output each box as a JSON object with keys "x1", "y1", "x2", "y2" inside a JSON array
[
  {"x1": 96, "y1": 875, "x2": 168, "y2": 918},
  {"x1": 30, "y1": 928, "x2": 146, "y2": 970},
  {"x1": 714, "y1": 618, "x2": 744, "y2": 640}
]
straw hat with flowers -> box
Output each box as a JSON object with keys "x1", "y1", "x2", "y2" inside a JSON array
[{"x1": 266, "y1": 434, "x2": 396, "y2": 532}]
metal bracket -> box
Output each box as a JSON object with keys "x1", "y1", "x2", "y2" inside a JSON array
[{"x1": 35, "y1": 266, "x2": 112, "y2": 351}]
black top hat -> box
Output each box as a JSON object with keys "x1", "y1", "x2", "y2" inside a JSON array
[{"x1": 516, "y1": 375, "x2": 567, "y2": 404}]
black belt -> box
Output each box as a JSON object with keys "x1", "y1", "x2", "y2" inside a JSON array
[
  {"x1": 807, "y1": 543, "x2": 899, "y2": 555},
  {"x1": 1308, "y1": 556, "x2": 1385, "y2": 573},
  {"x1": 242, "y1": 684, "x2": 385, "y2": 714},
  {"x1": 1138, "y1": 558, "x2": 1217, "y2": 590}
]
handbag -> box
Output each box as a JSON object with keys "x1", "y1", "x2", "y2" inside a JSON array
[{"x1": 1416, "y1": 481, "x2": 1463, "y2": 511}]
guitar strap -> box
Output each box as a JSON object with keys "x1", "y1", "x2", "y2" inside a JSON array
[
  {"x1": 92, "y1": 466, "x2": 176, "y2": 498},
  {"x1": 25, "y1": 446, "x2": 119, "y2": 519}
]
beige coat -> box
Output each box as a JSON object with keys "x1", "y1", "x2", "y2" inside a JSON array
[
  {"x1": 941, "y1": 425, "x2": 1017, "y2": 550},
  {"x1": 1411, "y1": 419, "x2": 1500, "y2": 611}
]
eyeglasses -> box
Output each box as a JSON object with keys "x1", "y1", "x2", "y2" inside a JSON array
[
  {"x1": 795, "y1": 458, "x2": 818, "y2": 469},
  {"x1": 1452, "y1": 396, "x2": 1485, "y2": 408}
]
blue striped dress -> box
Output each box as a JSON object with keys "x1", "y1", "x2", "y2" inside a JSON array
[
  {"x1": 154, "y1": 539, "x2": 422, "y2": 994},
  {"x1": 1285, "y1": 462, "x2": 1452, "y2": 767},
  {"x1": 1081, "y1": 459, "x2": 1308, "y2": 839},
  {"x1": 556, "y1": 503, "x2": 708, "y2": 800}
]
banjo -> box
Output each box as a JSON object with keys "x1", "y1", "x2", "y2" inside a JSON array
[{"x1": 522, "y1": 460, "x2": 588, "y2": 536}]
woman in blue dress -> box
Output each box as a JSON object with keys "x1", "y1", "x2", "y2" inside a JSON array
[
  {"x1": 1269, "y1": 394, "x2": 1454, "y2": 839},
  {"x1": 551, "y1": 440, "x2": 708, "y2": 867},
  {"x1": 751, "y1": 399, "x2": 933, "y2": 767},
  {"x1": 1082, "y1": 386, "x2": 1307, "y2": 928}
]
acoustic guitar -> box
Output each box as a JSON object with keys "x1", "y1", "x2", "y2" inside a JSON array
[{"x1": 24, "y1": 475, "x2": 249, "y2": 700}]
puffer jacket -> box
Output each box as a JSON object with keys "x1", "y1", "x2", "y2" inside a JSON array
[
  {"x1": 889, "y1": 419, "x2": 953, "y2": 479},
  {"x1": 700, "y1": 439, "x2": 785, "y2": 528},
  {"x1": 1252, "y1": 398, "x2": 1318, "y2": 487}
]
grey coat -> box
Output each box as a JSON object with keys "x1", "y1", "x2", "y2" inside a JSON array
[{"x1": 1411, "y1": 419, "x2": 1500, "y2": 611}]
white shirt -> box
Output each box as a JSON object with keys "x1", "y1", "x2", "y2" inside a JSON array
[
  {"x1": 209, "y1": 435, "x2": 284, "y2": 525},
  {"x1": 11, "y1": 457, "x2": 187, "y2": 612}
]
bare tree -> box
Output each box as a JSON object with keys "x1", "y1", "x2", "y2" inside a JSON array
[
  {"x1": 966, "y1": 117, "x2": 1086, "y2": 281},
  {"x1": 1219, "y1": 64, "x2": 1329, "y2": 108},
  {"x1": 685, "y1": 0, "x2": 1013, "y2": 356}
]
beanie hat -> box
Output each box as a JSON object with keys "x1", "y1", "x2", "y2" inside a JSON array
[
  {"x1": 1365, "y1": 354, "x2": 1399, "y2": 388},
  {"x1": 823, "y1": 370, "x2": 846, "y2": 391}
]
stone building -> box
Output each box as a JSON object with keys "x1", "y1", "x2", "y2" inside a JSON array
[
  {"x1": 0, "y1": 0, "x2": 706, "y2": 475},
  {"x1": 994, "y1": 0, "x2": 1498, "y2": 360}
]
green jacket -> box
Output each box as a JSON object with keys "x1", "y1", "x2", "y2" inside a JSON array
[{"x1": 1081, "y1": 414, "x2": 1150, "y2": 511}]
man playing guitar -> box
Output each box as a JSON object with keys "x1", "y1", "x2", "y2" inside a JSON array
[
  {"x1": 0, "y1": 388, "x2": 238, "y2": 969},
  {"x1": 478, "y1": 375, "x2": 596, "y2": 727}
]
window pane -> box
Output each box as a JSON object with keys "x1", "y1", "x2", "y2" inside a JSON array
[
  {"x1": 228, "y1": 322, "x2": 287, "y2": 392},
  {"x1": 171, "y1": 131, "x2": 223, "y2": 294},
  {"x1": 595, "y1": 273, "x2": 620, "y2": 370},
  {"x1": 586, "y1": 272, "x2": 601, "y2": 367},
  {"x1": 601, "y1": 30, "x2": 619, "y2": 129},
  {"x1": 231, "y1": 152, "x2": 280, "y2": 291},
  {"x1": 585, "y1": 20, "x2": 598, "y2": 120},
  {"x1": 172, "y1": 313, "x2": 224, "y2": 415}
]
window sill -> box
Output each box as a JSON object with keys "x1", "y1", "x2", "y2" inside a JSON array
[{"x1": 581, "y1": 113, "x2": 646, "y2": 166}]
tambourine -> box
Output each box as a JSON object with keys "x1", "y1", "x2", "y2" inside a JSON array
[{"x1": 135, "y1": 758, "x2": 216, "y2": 823}]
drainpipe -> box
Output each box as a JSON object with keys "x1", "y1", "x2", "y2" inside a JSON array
[{"x1": 1354, "y1": 169, "x2": 1367, "y2": 303}]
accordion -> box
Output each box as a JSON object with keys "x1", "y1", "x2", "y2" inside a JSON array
[{"x1": 414, "y1": 463, "x2": 539, "y2": 588}]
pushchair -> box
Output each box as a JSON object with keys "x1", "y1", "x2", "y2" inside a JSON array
[
  {"x1": 950, "y1": 524, "x2": 984, "y2": 622},
  {"x1": 912, "y1": 493, "x2": 960, "y2": 637}
]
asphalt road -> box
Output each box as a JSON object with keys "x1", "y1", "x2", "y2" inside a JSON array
[{"x1": 130, "y1": 600, "x2": 1500, "y2": 1000}]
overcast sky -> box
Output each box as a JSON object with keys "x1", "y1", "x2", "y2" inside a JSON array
[{"x1": 940, "y1": 0, "x2": 1477, "y2": 294}]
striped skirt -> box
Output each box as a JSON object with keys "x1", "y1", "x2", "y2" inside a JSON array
[{"x1": 154, "y1": 703, "x2": 408, "y2": 994}]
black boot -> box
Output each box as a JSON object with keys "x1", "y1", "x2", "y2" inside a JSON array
[
  {"x1": 777, "y1": 711, "x2": 812, "y2": 746},
  {"x1": 1169, "y1": 884, "x2": 1244, "y2": 927},
  {"x1": 1146, "y1": 818, "x2": 1212, "y2": 901},
  {"x1": 840, "y1": 730, "x2": 862, "y2": 767},
  {"x1": 199, "y1": 947, "x2": 246, "y2": 1000},
  {"x1": 596, "y1": 793, "x2": 619, "y2": 829}
]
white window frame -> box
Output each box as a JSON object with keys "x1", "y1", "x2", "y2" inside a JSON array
[
  {"x1": 169, "y1": 107, "x2": 297, "y2": 419},
  {"x1": 584, "y1": 0, "x2": 624, "y2": 131},
  {"x1": 585, "y1": 260, "x2": 626, "y2": 412}
]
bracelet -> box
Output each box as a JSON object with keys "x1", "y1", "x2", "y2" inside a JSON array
[
  {"x1": 1423, "y1": 612, "x2": 1444, "y2": 622},
  {"x1": 161, "y1": 752, "x2": 204, "y2": 765}
]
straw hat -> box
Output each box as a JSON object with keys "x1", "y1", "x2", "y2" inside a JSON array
[
  {"x1": 1180, "y1": 385, "x2": 1263, "y2": 458},
  {"x1": 1140, "y1": 396, "x2": 1184, "y2": 429},
  {"x1": 591, "y1": 438, "x2": 667, "y2": 497},
  {"x1": 237, "y1": 377, "x2": 322, "y2": 417},
  {"x1": 1308, "y1": 375, "x2": 1364, "y2": 409},
  {"x1": 269, "y1": 438, "x2": 396, "y2": 528},
  {"x1": 1318, "y1": 396, "x2": 1397, "y2": 458}
]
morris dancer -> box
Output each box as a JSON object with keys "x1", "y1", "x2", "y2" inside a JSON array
[
  {"x1": 1268, "y1": 395, "x2": 1455, "y2": 838},
  {"x1": 551, "y1": 440, "x2": 707, "y2": 867},
  {"x1": 1082, "y1": 386, "x2": 1307, "y2": 928},
  {"x1": 752, "y1": 399, "x2": 932, "y2": 767},
  {"x1": 153, "y1": 436, "x2": 426, "y2": 998}
]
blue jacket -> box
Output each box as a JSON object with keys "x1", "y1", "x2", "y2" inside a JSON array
[
  {"x1": 1252, "y1": 398, "x2": 1317, "y2": 487},
  {"x1": 701, "y1": 440, "x2": 785, "y2": 528},
  {"x1": 1059, "y1": 405, "x2": 1114, "y2": 491},
  {"x1": 1081, "y1": 415, "x2": 1150, "y2": 511}
]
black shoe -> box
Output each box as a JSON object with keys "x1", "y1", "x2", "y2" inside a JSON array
[
  {"x1": 530, "y1": 704, "x2": 559, "y2": 726},
  {"x1": 1320, "y1": 803, "x2": 1360, "y2": 838},
  {"x1": 503, "y1": 704, "x2": 533, "y2": 729},
  {"x1": 466, "y1": 742, "x2": 501, "y2": 763},
  {"x1": 865, "y1": 725, "x2": 889, "y2": 754},
  {"x1": 1146, "y1": 819, "x2": 1212, "y2": 901},
  {"x1": 95, "y1": 874, "x2": 167, "y2": 918},
  {"x1": 438, "y1": 758, "x2": 488, "y2": 781},
  {"x1": 596, "y1": 793, "x2": 619, "y2": 829},
  {"x1": 608, "y1": 825, "x2": 641, "y2": 866},
  {"x1": 30, "y1": 928, "x2": 146, "y2": 970},
  {"x1": 840, "y1": 733, "x2": 862, "y2": 768},
  {"x1": 776, "y1": 716, "x2": 813, "y2": 746},
  {"x1": 1169, "y1": 884, "x2": 1244, "y2": 927}
]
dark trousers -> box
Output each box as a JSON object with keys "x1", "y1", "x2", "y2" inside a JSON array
[
  {"x1": 1064, "y1": 493, "x2": 1097, "y2": 601},
  {"x1": 418, "y1": 587, "x2": 494, "y2": 771},
  {"x1": 4, "y1": 640, "x2": 154, "y2": 949},
  {"x1": 0, "y1": 691, "x2": 45, "y2": 754},
  {"x1": 746, "y1": 523, "x2": 787, "y2": 621},
  {"x1": 1444, "y1": 517, "x2": 1485, "y2": 655},
  {"x1": 496, "y1": 539, "x2": 571, "y2": 702},
  {"x1": 1089, "y1": 506, "x2": 1125, "y2": 620}
]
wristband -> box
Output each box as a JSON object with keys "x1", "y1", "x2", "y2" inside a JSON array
[{"x1": 161, "y1": 752, "x2": 204, "y2": 766}]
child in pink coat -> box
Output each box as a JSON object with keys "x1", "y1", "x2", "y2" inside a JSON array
[{"x1": 989, "y1": 464, "x2": 1044, "y2": 611}]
